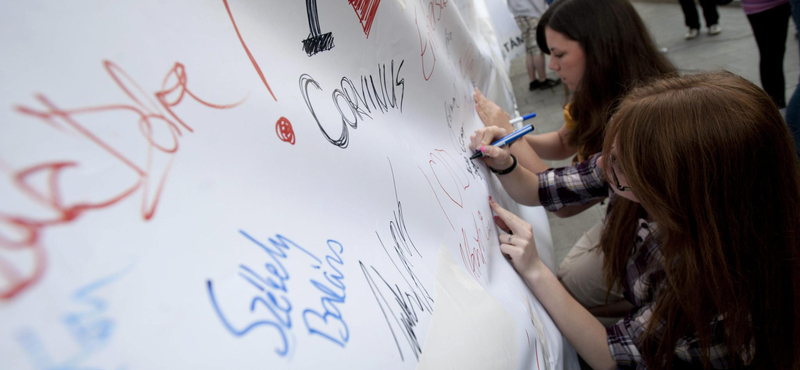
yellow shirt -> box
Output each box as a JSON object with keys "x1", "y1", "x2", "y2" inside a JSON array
[{"x1": 563, "y1": 104, "x2": 586, "y2": 162}]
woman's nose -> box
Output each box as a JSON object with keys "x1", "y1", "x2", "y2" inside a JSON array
[{"x1": 548, "y1": 57, "x2": 558, "y2": 71}]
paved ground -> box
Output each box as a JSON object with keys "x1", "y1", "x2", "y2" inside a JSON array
[{"x1": 506, "y1": 0, "x2": 799, "y2": 268}]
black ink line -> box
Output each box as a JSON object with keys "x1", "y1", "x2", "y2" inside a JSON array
[
  {"x1": 360, "y1": 261, "x2": 405, "y2": 360},
  {"x1": 347, "y1": 60, "x2": 405, "y2": 115},
  {"x1": 299, "y1": 74, "x2": 350, "y2": 148},
  {"x1": 358, "y1": 158, "x2": 435, "y2": 361},
  {"x1": 303, "y1": 0, "x2": 335, "y2": 57},
  {"x1": 299, "y1": 62, "x2": 404, "y2": 149},
  {"x1": 388, "y1": 157, "x2": 420, "y2": 257},
  {"x1": 374, "y1": 266, "x2": 423, "y2": 359}
]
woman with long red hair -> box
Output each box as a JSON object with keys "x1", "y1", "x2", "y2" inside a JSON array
[{"x1": 473, "y1": 71, "x2": 800, "y2": 369}]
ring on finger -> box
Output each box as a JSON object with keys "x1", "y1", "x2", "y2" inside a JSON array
[{"x1": 507, "y1": 234, "x2": 513, "y2": 244}]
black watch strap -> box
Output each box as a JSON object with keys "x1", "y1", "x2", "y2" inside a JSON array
[{"x1": 489, "y1": 154, "x2": 517, "y2": 175}]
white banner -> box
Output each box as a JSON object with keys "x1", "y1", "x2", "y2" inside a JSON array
[{"x1": 0, "y1": 1, "x2": 570, "y2": 369}]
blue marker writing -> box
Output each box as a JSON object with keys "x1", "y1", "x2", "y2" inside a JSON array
[{"x1": 470, "y1": 119, "x2": 535, "y2": 160}]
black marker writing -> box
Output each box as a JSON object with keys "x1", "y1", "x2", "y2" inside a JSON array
[
  {"x1": 303, "y1": 0, "x2": 335, "y2": 56},
  {"x1": 360, "y1": 158, "x2": 433, "y2": 361},
  {"x1": 299, "y1": 60, "x2": 405, "y2": 148}
]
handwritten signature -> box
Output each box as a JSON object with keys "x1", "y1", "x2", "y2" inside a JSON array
[
  {"x1": 360, "y1": 159, "x2": 434, "y2": 361},
  {"x1": 206, "y1": 232, "x2": 347, "y2": 357},
  {"x1": 1, "y1": 60, "x2": 241, "y2": 301},
  {"x1": 16, "y1": 267, "x2": 130, "y2": 370},
  {"x1": 299, "y1": 59, "x2": 405, "y2": 149}
]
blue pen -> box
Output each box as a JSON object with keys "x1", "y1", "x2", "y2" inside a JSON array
[
  {"x1": 508, "y1": 112, "x2": 537, "y2": 127},
  {"x1": 470, "y1": 120, "x2": 535, "y2": 159}
]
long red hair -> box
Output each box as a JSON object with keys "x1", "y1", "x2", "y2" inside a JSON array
[{"x1": 600, "y1": 71, "x2": 800, "y2": 369}]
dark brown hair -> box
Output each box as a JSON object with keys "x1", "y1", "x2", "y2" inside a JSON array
[
  {"x1": 536, "y1": 0, "x2": 676, "y2": 159},
  {"x1": 601, "y1": 71, "x2": 800, "y2": 369}
]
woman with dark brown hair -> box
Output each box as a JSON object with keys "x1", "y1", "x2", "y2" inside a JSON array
[
  {"x1": 474, "y1": 0, "x2": 676, "y2": 317},
  {"x1": 472, "y1": 71, "x2": 800, "y2": 369},
  {"x1": 476, "y1": 0, "x2": 675, "y2": 171}
]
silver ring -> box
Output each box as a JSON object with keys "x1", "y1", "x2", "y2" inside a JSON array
[{"x1": 507, "y1": 235, "x2": 513, "y2": 244}]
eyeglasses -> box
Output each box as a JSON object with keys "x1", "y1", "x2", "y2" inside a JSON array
[{"x1": 609, "y1": 160, "x2": 631, "y2": 192}]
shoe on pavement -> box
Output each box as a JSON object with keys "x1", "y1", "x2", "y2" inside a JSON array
[
  {"x1": 538, "y1": 78, "x2": 562, "y2": 90},
  {"x1": 686, "y1": 28, "x2": 699, "y2": 39},
  {"x1": 709, "y1": 24, "x2": 722, "y2": 35},
  {"x1": 529, "y1": 80, "x2": 541, "y2": 91}
]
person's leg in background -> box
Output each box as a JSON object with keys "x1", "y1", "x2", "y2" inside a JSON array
[
  {"x1": 529, "y1": 18, "x2": 560, "y2": 90},
  {"x1": 747, "y1": 3, "x2": 791, "y2": 108},
  {"x1": 533, "y1": 53, "x2": 547, "y2": 85},
  {"x1": 679, "y1": 0, "x2": 702, "y2": 39},
  {"x1": 516, "y1": 16, "x2": 541, "y2": 90},
  {"x1": 516, "y1": 16, "x2": 560, "y2": 90},
  {"x1": 698, "y1": 0, "x2": 722, "y2": 34},
  {"x1": 525, "y1": 53, "x2": 538, "y2": 90},
  {"x1": 786, "y1": 0, "x2": 800, "y2": 155},
  {"x1": 557, "y1": 221, "x2": 627, "y2": 326}
]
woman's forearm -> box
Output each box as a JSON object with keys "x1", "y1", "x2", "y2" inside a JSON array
[
  {"x1": 494, "y1": 164, "x2": 543, "y2": 206},
  {"x1": 525, "y1": 130, "x2": 576, "y2": 160},
  {"x1": 524, "y1": 261, "x2": 618, "y2": 370},
  {"x1": 509, "y1": 139, "x2": 550, "y2": 173}
]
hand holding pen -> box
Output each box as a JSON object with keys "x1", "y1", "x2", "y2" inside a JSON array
[
  {"x1": 469, "y1": 114, "x2": 535, "y2": 173},
  {"x1": 469, "y1": 121, "x2": 535, "y2": 160}
]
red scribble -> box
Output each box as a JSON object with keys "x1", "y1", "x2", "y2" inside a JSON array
[
  {"x1": 414, "y1": 0, "x2": 447, "y2": 81},
  {"x1": 459, "y1": 43, "x2": 475, "y2": 80},
  {"x1": 428, "y1": 149, "x2": 469, "y2": 208},
  {"x1": 1, "y1": 60, "x2": 241, "y2": 300},
  {"x1": 349, "y1": 0, "x2": 382, "y2": 38},
  {"x1": 419, "y1": 149, "x2": 474, "y2": 231},
  {"x1": 275, "y1": 116, "x2": 296, "y2": 145},
  {"x1": 419, "y1": 167, "x2": 454, "y2": 231},
  {"x1": 459, "y1": 213, "x2": 488, "y2": 282},
  {"x1": 223, "y1": 0, "x2": 278, "y2": 102},
  {"x1": 157, "y1": 62, "x2": 244, "y2": 133},
  {"x1": 535, "y1": 340, "x2": 541, "y2": 370},
  {"x1": 526, "y1": 329, "x2": 531, "y2": 348},
  {"x1": 419, "y1": 147, "x2": 491, "y2": 281},
  {"x1": 459, "y1": 228, "x2": 481, "y2": 281},
  {"x1": 0, "y1": 215, "x2": 46, "y2": 300},
  {"x1": 478, "y1": 210, "x2": 492, "y2": 239},
  {"x1": 422, "y1": 0, "x2": 448, "y2": 28},
  {"x1": 414, "y1": 6, "x2": 437, "y2": 81}
]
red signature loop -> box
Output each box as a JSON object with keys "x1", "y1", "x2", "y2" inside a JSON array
[
  {"x1": 414, "y1": 6, "x2": 437, "y2": 81},
  {"x1": 428, "y1": 149, "x2": 469, "y2": 207},
  {"x1": 459, "y1": 43, "x2": 475, "y2": 81},
  {"x1": 0, "y1": 60, "x2": 242, "y2": 300},
  {"x1": 414, "y1": 0, "x2": 449, "y2": 81},
  {"x1": 419, "y1": 149, "x2": 471, "y2": 231},
  {"x1": 459, "y1": 213, "x2": 488, "y2": 281},
  {"x1": 422, "y1": 0, "x2": 448, "y2": 30},
  {"x1": 419, "y1": 148, "x2": 493, "y2": 282}
]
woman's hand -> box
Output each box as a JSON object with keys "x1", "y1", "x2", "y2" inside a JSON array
[
  {"x1": 490, "y1": 197, "x2": 542, "y2": 278},
  {"x1": 474, "y1": 88, "x2": 513, "y2": 132},
  {"x1": 469, "y1": 126, "x2": 515, "y2": 171}
]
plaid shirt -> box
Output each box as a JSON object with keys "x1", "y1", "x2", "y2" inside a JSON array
[{"x1": 537, "y1": 155, "x2": 742, "y2": 369}]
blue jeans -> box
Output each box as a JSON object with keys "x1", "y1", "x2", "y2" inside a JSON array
[{"x1": 787, "y1": 0, "x2": 800, "y2": 156}]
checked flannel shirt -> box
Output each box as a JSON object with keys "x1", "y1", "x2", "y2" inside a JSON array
[{"x1": 537, "y1": 154, "x2": 742, "y2": 369}]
